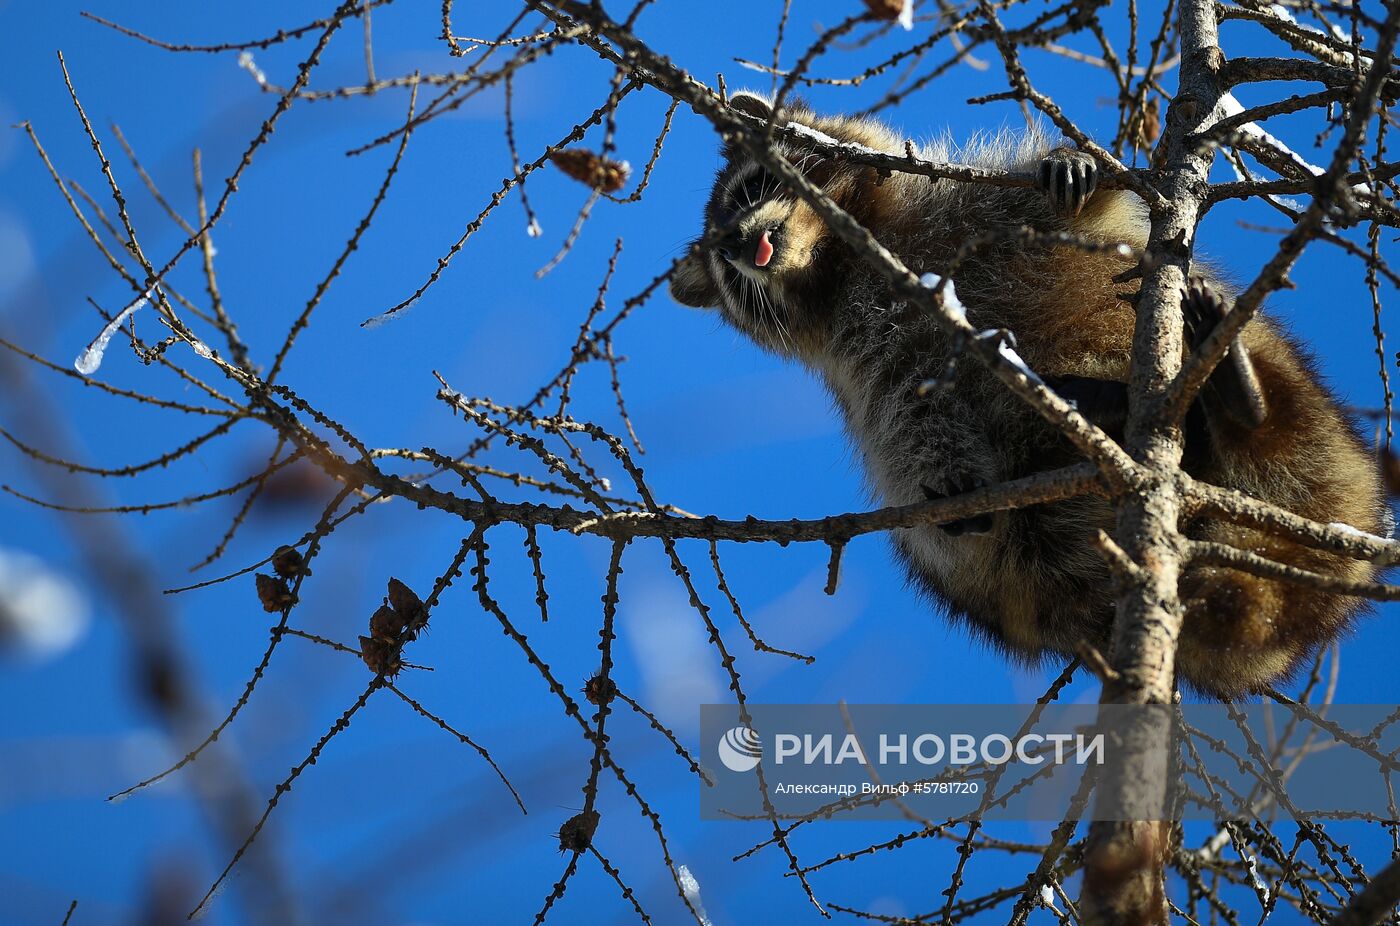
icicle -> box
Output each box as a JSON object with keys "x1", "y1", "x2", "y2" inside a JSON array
[
  {"x1": 237, "y1": 51, "x2": 269, "y2": 88},
  {"x1": 677, "y1": 865, "x2": 714, "y2": 926},
  {"x1": 1243, "y1": 851, "x2": 1270, "y2": 903},
  {"x1": 73, "y1": 290, "x2": 152, "y2": 376}
]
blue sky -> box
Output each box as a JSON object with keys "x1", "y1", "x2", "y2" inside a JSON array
[{"x1": 1, "y1": 1, "x2": 1397, "y2": 924}]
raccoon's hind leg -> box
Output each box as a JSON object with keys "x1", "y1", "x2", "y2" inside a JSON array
[
  {"x1": 1037, "y1": 282, "x2": 1266, "y2": 444},
  {"x1": 1176, "y1": 529, "x2": 1360, "y2": 699},
  {"x1": 1182, "y1": 280, "x2": 1268, "y2": 430},
  {"x1": 1037, "y1": 148, "x2": 1099, "y2": 217}
]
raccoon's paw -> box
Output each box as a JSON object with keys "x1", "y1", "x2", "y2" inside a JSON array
[
  {"x1": 1182, "y1": 278, "x2": 1268, "y2": 429},
  {"x1": 1181, "y1": 278, "x2": 1228, "y2": 348},
  {"x1": 921, "y1": 475, "x2": 995, "y2": 536},
  {"x1": 1037, "y1": 148, "x2": 1099, "y2": 217}
]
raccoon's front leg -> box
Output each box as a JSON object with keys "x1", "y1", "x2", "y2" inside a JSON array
[
  {"x1": 1037, "y1": 148, "x2": 1099, "y2": 217},
  {"x1": 1044, "y1": 375, "x2": 1129, "y2": 440},
  {"x1": 921, "y1": 473, "x2": 995, "y2": 536},
  {"x1": 896, "y1": 393, "x2": 1002, "y2": 536}
]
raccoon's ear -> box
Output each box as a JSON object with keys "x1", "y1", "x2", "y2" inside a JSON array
[
  {"x1": 728, "y1": 92, "x2": 810, "y2": 122},
  {"x1": 725, "y1": 92, "x2": 780, "y2": 159},
  {"x1": 728, "y1": 91, "x2": 773, "y2": 122},
  {"x1": 671, "y1": 245, "x2": 719, "y2": 308}
]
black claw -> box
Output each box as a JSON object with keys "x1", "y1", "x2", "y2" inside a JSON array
[
  {"x1": 1038, "y1": 148, "x2": 1100, "y2": 217},
  {"x1": 921, "y1": 479, "x2": 995, "y2": 536},
  {"x1": 940, "y1": 518, "x2": 971, "y2": 537},
  {"x1": 1181, "y1": 278, "x2": 1269, "y2": 430},
  {"x1": 966, "y1": 512, "x2": 995, "y2": 532},
  {"x1": 1181, "y1": 278, "x2": 1227, "y2": 348}
]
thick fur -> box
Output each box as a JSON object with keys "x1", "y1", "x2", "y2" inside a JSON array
[{"x1": 672, "y1": 93, "x2": 1386, "y2": 699}]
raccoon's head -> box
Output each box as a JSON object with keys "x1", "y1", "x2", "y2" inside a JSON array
[{"x1": 670, "y1": 91, "x2": 905, "y2": 359}]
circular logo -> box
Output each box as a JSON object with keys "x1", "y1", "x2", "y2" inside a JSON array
[{"x1": 717, "y1": 725, "x2": 763, "y2": 772}]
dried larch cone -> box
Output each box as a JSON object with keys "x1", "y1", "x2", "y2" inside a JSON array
[
  {"x1": 386, "y1": 577, "x2": 426, "y2": 634},
  {"x1": 550, "y1": 148, "x2": 630, "y2": 193},
  {"x1": 583, "y1": 673, "x2": 617, "y2": 707},
  {"x1": 358, "y1": 634, "x2": 402, "y2": 676},
  {"x1": 863, "y1": 0, "x2": 907, "y2": 20},
  {"x1": 558, "y1": 809, "x2": 600, "y2": 852},
  {"x1": 255, "y1": 573, "x2": 296, "y2": 613},
  {"x1": 1128, "y1": 96, "x2": 1162, "y2": 153},
  {"x1": 271, "y1": 545, "x2": 309, "y2": 580},
  {"x1": 369, "y1": 604, "x2": 405, "y2": 641}
]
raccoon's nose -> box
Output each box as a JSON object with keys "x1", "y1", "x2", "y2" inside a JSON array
[{"x1": 716, "y1": 229, "x2": 744, "y2": 262}]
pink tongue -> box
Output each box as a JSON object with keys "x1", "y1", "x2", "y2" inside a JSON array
[{"x1": 754, "y1": 230, "x2": 774, "y2": 268}]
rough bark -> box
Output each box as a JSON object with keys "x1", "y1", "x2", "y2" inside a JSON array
[{"x1": 1079, "y1": 0, "x2": 1227, "y2": 922}]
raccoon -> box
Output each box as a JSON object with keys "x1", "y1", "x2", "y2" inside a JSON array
[{"x1": 670, "y1": 91, "x2": 1387, "y2": 699}]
